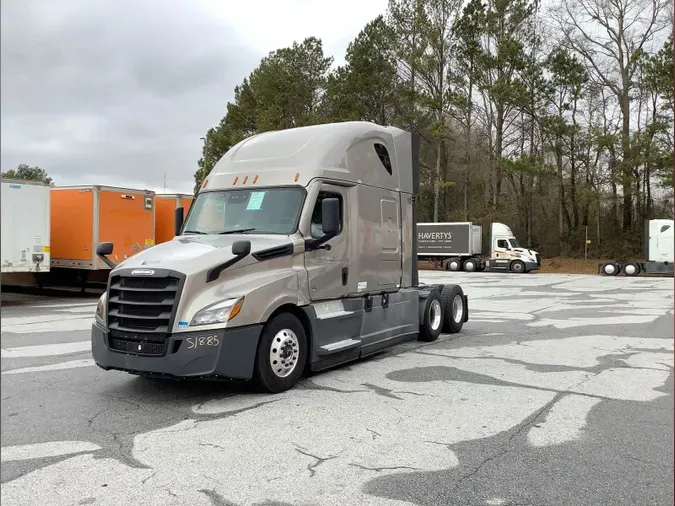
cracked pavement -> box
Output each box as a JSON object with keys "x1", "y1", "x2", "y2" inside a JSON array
[{"x1": 1, "y1": 273, "x2": 673, "y2": 505}]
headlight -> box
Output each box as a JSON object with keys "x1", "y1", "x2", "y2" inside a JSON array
[
  {"x1": 190, "y1": 296, "x2": 244, "y2": 326},
  {"x1": 95, "y1": 293, "x2": 106, "y2": 324}
]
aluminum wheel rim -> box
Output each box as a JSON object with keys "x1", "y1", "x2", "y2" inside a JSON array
[
  {"x1": 452, "y1": 294, "x2": 464, "y2": 323},
  {"x1": 450, "y1": 262, "x2": 459, "y2": 271},
  {"x1": 429, "y1": 299, "x2": 442, "y2": 331},
  {"x1": 269, "y1": 329, "x2": 300, "y2": 378},
  {"x1": 604, "y1": 264, "x2": 615, "y2": 274},
  {"x1": 465, "y1": 261, "x2": 475, "y2": 271},
  {"x1": 625, "y1": 264, "x2": 636, "y2": 275}
]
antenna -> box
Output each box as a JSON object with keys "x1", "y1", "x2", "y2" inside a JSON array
[{"x1": 163, "y1": 174, "x2": 167, "y2": 193}]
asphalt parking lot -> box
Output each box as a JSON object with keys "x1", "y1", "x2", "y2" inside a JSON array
[{"x1": 1, "y1": 272, "x2": 673, "y2": 506}]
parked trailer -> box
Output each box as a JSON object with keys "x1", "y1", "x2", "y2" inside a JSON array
[
  {"x1": 1, "y1": 178, "x2": 51, "y2": 286},
  {"x1": 92, "y1": 121, "x2": 470, "y2": 393},
  {"x1": 599, "y1": 219, "x2": 674, "y2": 276},
  {"x1": 417, "y1": 221, "x2": 541, "y2": 273},
  {"x1": 155, "y1": 193, "x2": 193, "y2": 245},
  {"x1": 48, "y1": 185, "x2": 155, "y2": 288}
]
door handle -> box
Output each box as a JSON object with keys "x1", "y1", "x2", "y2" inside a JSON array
[{"x1": 341, "y1": 267, "x2": 348, "y2": 286}]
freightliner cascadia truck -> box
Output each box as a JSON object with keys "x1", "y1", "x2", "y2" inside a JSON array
[
  {"x1": 417, "y1": 222, "x2": 541, "y2": 273},
  {"x1": 91, "y1": 121, "x2": 470, "y2": 393}
]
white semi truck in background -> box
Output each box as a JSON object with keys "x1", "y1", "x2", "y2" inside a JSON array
[
  {"x1": 598, "y1": 219, "x2": 674, "y2": 276},
  {"x1": 417, "y1": 221, "x2": 541, "y2": 273},
  {"x1": 1, "y1": 178, "x2": 51, "y2": 286}
]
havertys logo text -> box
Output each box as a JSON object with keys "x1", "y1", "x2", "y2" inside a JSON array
[{"x1": 418, "y1": 232, "x2": 452, "y2": 240}]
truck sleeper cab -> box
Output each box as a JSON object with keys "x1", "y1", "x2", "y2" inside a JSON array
[{"x1": 91, "y1": 121, "x2": 469, "y2": 393}]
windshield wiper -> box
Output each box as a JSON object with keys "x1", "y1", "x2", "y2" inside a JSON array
[
  {"x1": 183, "y1": 230, "x2": 206, "y2": 235},
  {"x1": 218, "y1": 228, "x2": 256, "y2": 235}
]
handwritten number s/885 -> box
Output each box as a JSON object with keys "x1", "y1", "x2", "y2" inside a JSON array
[{"x1": 186, "y1": 335, "x2": 220, "y2": 349}]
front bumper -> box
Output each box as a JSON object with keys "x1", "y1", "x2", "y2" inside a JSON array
[
  {"x1": 91, "y1": 322, "x2": 262, "y2": 380},
  {"x1": 525, "y1": 261, "x2": 540, "y2": 271}
]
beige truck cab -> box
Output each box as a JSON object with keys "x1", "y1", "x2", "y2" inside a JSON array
[{"x1": 92, "y1": 121, "x2": 469, "y2": 392}]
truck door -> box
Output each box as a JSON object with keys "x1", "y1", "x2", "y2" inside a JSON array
[
  {"x1": 305, "y1": 184, "x2": 350, "y2": 301},
  {"x1": 493, "y1": 238, "x2": 511, "y2": 259}
]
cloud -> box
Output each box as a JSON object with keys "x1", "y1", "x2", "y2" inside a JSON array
[{"x1": 1, "y1": 0, "x2": 388, "y2": 193}]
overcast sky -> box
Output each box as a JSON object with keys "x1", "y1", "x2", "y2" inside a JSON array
[{"x1": 1, "y1": 0, "x2": 388, "y2": 194}]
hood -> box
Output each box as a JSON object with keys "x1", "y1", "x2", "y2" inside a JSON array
[
  {"x1": 111, "y1": 234, "x2": 293, "y2": 275},
  {"x1": 513, "y1": 247, "x2": 537, "y2": 257}
]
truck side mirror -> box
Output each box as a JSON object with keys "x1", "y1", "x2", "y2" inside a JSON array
[
  {"x1": 232, "y1": 240, "x2": 251, "y2": 257},
  {"x1": 96, "y1": 242, "x2": 117, "y2": 269},
  {"x1": 175, "y1": 207, "x2": 184, "y2": 236},
  {"x1": 96, "y1": 242, "x2": 113, "y2": 256},
  {"x1": 321, "y1": 198, "x2": 340, "y2": 235}
]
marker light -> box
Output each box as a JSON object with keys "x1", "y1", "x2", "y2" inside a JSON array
[
  {"x1": 242, "y1": 176, "x2": 248, "y2": 184},
  {"x1": 232, "y1": 176, "x2": 239, "y2": 185},
  {"x1": 294, "y1": 173, "x2": 300, "y2": 182},
  {"x1": 253, "y1": 175, "x2": 259, "y2": 184}
]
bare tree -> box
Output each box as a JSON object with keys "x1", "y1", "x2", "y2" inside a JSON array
[{"x1": 550, "y1": 0, "x2": 670, "y2": 230}]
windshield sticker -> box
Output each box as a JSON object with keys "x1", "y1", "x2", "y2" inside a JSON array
[{"x1": 246, "y1": 191, "x2": 265, "y2": 210}]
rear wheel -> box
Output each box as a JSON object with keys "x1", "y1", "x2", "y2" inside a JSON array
[
  {"x1": 464, "y1": 259, "x2": 477, "y2": 272},
  {"x1": 253, "y1": 312, "x2": 307, "y2": 393},
  {"x1": 601, "y1": 262, "x2": 619, "y2": 276},
  {"x1": 623, "y1": 262, "x2": 640, "y2": 276},
  {"x1": 441, "y1": 284, "x2": 465, "y2": 334},
  {"x1": 445, "y1": 258, "x2": 461, "y2": 271},
  {"x1": 418, "y1": 290, "x2": 444, "y2": 342}
]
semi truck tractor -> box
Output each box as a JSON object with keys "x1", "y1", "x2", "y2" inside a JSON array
[
  {"x1": 91, "y1": 121, "x2": 470, "y2": 393},
  {"x1": 417, "y1": 221, "x2": 541, "y2": 273},
  {"x1": 598, "y1": 219, "x2": 674, "y2": 276}
]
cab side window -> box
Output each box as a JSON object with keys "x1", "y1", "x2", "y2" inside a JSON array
[
  {"x1": 310, "y1": 191, "x2": 343, "y2": 239},
  {"x1": 497, "y1": 239, "x2": 508, "y2": 249}
]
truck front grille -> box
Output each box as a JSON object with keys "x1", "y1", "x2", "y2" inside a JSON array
[{"x1": 107, "y1": 274, "x2": 181, "y2": 336}]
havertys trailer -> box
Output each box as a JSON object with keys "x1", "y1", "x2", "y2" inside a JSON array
[
  {"x1": 417, "y1": 222, "x2": 541, "y2": 273},
  {"x1": 91, "y1": 121, "x2": 470, "y2": 393},
  {"x1": 598, "y1": 219, "x2": 674, "y2": 277}
]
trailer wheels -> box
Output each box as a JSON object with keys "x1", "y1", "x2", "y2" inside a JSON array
[
  {"x1": 623, "y1": 262, "x2": 640, "y2": 276},
  {"x1": 510, "y1": 260, "x2": 526, "y2": 273},
  {"x1": 440, "y1": 284, "x2": 465, "y2": 334},
  {"x1": 445, "y1": 259, "x2": 461, "y2": 271},
  {"x1": 418, "y1": 291, "x2": 444, "y2": 342},
  {"x1": 600, "y1": 262, "x2": 619, "y2": 276},
  {"x1": 464, "y1": 259, "x2": 477, "y2": 272},
  {"x1": 253, "y1": 312, "x2": 308, "y2": 393}
]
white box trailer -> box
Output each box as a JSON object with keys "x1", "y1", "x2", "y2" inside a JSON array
[
  {"x1": 417, "y1": 221, "x2": 541, "y2": 273},
  {"x1": 599, "y1": 219, "x2": 674, "y2": 276},
  {"x1": 1, "y1": 178, "x2": 51, "y2": 281}
]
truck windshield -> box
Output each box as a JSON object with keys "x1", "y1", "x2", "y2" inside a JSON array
[
  {"x1": 509, "y1": 238, "x2": 521, "y2": 248},
  {"x1": 182, "y1": 188, "x2": 305, "y2": 235}
]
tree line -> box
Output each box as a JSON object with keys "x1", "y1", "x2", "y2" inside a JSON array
[{"x1": 197, "y1": 0, "x2": 673, "y2": 258}]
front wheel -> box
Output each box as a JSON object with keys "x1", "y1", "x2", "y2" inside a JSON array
[
  {"x1": 510, "y1": 260, "x2": 525, "y2": 273},
  {"x1": 253, "y1": 312, "x2": 308, "y2": 393}
]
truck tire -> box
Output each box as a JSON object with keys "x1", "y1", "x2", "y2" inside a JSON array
[
  {"x1": 445, "y1": 259, "x2": 461, "y2": 271},
  {"x1": 510, "y1": 260, "x2": 525, "y2": 273},
  {"x1": 623, "y1": 262, "x2": 640, "y2": 276},
  {"x1": 418, "y1": 290, "x2": 444, "y2": 342},
  {"x1": 253, "y1": 312, "x2": 308, "y2": 393},
  {"x1": 464, "y1": 259, "x2": 477, "y2": 272},
  {"x1": 601, "y1": 262, "x2": 619, "y2": 276},
  {"x1": 440, "y1": 284, "x2": 465, "y2": 334}
]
